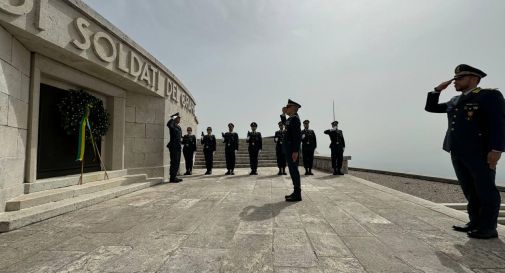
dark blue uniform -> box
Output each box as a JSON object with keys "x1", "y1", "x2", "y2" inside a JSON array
[
  {"x1": 281, "y1": 114, "x2": 302, "y2": 193},
  {"x1": 425, "y1": 88, "x2": 505, "y2": 231},
  {"x1": 247, "y1": 131, "x2": 263, "y2": 174},
  {"x1": 324, "y1": 129, "x2": 345, "y2": 174},
  {"x1": 182, "y1": 134, "x2": 197, "y2": 174},
  {"x1": 201, "y1": 134, "x2": 216, "y2": 174},
  {"x1": 301, "y1": 129, "x2": 317, "y2": 173},
  {"x1": 167, "y1": 118, "x2": 182, "y2": 181},
  {"x1": 223, "y1": 132, "x2": 239, "y2": 173},
  {"x1": 274, "y1": 130, "x2": 287, "y2": 171}
]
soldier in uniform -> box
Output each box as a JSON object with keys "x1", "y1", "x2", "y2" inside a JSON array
[
  {"x1": 201, "y1": 127, "x2": 216, "y2": 175},
  {"x1": 425, "y1": 64, "x2": 505, "y2": 239},
  {"x1": 247, "y1": 122, "x2": 263, "y2": 175},
  {"x1": 324, "y1": 121, "x2": 346, "y2": 175},
  {"x1": 182, "y1": 127, "x2": 197, "y2": 175},
  {"x1": 281, "y1": 99, "x2": 303, "y2": 202},
  {"x1": 223, "y1": 123, "x2": 239, "y2": 175},
  {"x1": 166, "y1": 113, "x2": 183, "y2": 183},
  {"x1": 274, "y1": 121, "x2": 287, "y2": 175},
  {"x1": 301, "y1": 120, "x2": 317, "y2": 175}
]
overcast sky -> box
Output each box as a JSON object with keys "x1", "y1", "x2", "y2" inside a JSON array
[{"x1": 84, "y1": 0, "x2": 505, "y2": 185}]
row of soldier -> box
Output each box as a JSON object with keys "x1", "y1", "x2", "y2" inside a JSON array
[{"x1": 166, "y1": 115, "x2": 346, "y2": 183}]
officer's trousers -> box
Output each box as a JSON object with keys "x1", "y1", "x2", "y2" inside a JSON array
[
  {"x1": 286, "y1": 150, "x2": 301, "y2": 192},
  {"x1": 331, "y1": 147, "x2": 344, "y2": 171},
  {"x1": 249, "y1": 149, "x2": 259, "y2": 171},
  {"x1": 276, "y1": 146, "x2": 286, "y2": 168},
  {"x1": 451, "y1": 154, "x2": 500, "y2": 231},
  {"x1": 204, "y1": 150, "x2": 213, "y2": 172},
  {"x1": 302, "y1": 147, "x2": 315, "y2": 169},
  {"x1": 225, "y1": 149, "x2": 236, "y2": 170},
  {"x1": 169, "y1": 147, "x2": 181, "y2": 180},
  {"x1": 183, "y1": 149, "x2": 193, "y2": 172}
]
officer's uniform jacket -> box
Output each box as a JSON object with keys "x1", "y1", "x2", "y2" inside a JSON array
[
  {"x1": 182, "y1": 135, "x2": 197, "y2": 153},
  {"x1": 324, "y1": 129, "x2": 345, "y2": 150},
  {"x1": 280, "y1": 114, "x2": 302, "y2": 154},
  {"x1": 425, "y1": 88, "x2": 505, "y2": 157},
  {"x1": 247, "y1": 131, "x2": 263, "y2": 151},
  {"x1": 201, "y1": 135, "x2": 217, "y2": 152},
  {"x1": 223, "y1": 132, "x2": 239, "y2": 151},
  {"x1": 274, "y1": 130, "x2": 285, "y2": 150},
  {"x1": 166, "y1": 119, "x2": 182, "y2": 150},
  {"x1": 301, "y1": 129, "x2": 317, "y2": 150}
]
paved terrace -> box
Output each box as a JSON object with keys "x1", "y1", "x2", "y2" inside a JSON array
[{"x1": 1, "y1": 167, "x2": 505, "y2": 273}]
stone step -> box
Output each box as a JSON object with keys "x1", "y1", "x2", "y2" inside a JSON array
[
  {"x1": 194, "y1": 164, "x2": 279, "y2": 169},
  {"x1": 5, "y1": 174, "x2": 148, "y2": 212},
  {"x1": 24, "y1": 169, "x2": 128, "y2": 193},
  {"x1": 442, "y1": 203, "x2": 505, "y2": 210},
  {"x1": 0, "y1": 177, "x2": 162, "y2": 233}
]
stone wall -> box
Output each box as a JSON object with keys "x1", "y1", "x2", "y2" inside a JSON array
[
  {"x1": 125, "y1": 92, "x2": 197, "y2": 180},
  {"x1": 0, "y1": 25, "x2": 31, "y2": 211},
  {"x1": 313, "y1": 155, "x2": 352, "y2": 174}
]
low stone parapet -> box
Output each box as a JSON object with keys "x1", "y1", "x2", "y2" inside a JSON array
[{"x1": 313, "y1": 155, "x2": 352, "y2": 174}]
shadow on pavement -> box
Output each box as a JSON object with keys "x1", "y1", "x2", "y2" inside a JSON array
[{"x1": 239, "y1": 201, "x2": 296, "y2": 221}]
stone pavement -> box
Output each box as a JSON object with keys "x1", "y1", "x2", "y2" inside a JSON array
[{"x1": 1, "y1": 168, "x2": 505, "y2": 273}]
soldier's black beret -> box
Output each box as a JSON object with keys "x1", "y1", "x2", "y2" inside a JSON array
[
  {"x1": 454, "y1": 64, "x2": 487, "y2": 79},
  {"x1": 331, "y1": 121, "x2": 339, "y2": 126},
  {"x1": 171, "y1": 112, "x2": 181, "y2": 118},
  {"x1": 303, "y1": 120, "x2": 310, "y2": 124},
  {"x1": 286, "y1": 99, "x2": 301, "y2": 108},
  {"x1": 187, "y1": 127, "x2": 192, "y2": 130},
  {"x1": 250, "y1": 122, "x2": 257, "y2": 127},
  {"x1": 207, "y1": 127, "x2": 212, "y2": 130},
  {"x1": 228, "y1": 123, "x2": 234, "y2": 127}
]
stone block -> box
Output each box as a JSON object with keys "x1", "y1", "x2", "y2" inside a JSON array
[
  {"x1": 17, "y1": 129, "x2": 27, "y2": 158},
  {"x1": 135, "y1": 107, "x2": 156, "y2": 123},
  {"x1": 146, "y1": 124, "x2": 163, "y2": 138},
  {"x1": 0, "y1": 158, "x2": 25, "y2": 190},
  {"x1": 0, "y1": 125, "x2": 18, "y2": 158},
  {"x1": 0, "y1": 26, "x2": 11, "y2": 63},
  {"x1": 145, "y1": 152, "x2": 163, "y2": 166},
  {"x1": 11, "y1": 39, "x2": 31, "y2": 77},
  {"x1": 7, "y1": 97, "x2": 28, "y2": 129},
  {"x1": 125, "y1": 106, "x2": 135, "y2": 122},
  {"x1": 20, "y1": 74, "x2": 30, "y2": 103},
  {"x1": 0, "y1": 92, "x2": 7, "y2": 125},
  {"x1": 125, "y1": 122, "x2": 145, "y2": 138},
  {"x1": 0, "y1": 60, "x2": 21, "y2": 98}
]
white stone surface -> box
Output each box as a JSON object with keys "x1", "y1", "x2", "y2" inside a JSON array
[
  {"x1": 0, "y1": 157, "x2": 25, "y2": 189},
  {"x1": 0, "y1": 25, "x2": 11, "y2": 63},
  {"x1": 0, "y1": 60, "x2": 21, "y2": 99},
  {"x1": 11, "y1": 39, "x2": 30, "y2": 77},
  {"x1": 0, "y1": 125, "x2": 18, "y2": 158},
  {"x1": 0, "y1": 92, "x2": 7, "y2": 125},
  {"x1": 125, "y1": 122, "x2": 145, "y2": 138},
  {"x1": 125, "y1": 106, "x2": 135, "y2": 122},
  {"x1": 146, "y1": 124, "x2": 163, "y2": 138},
  {"x1": 7, "y1": 97, "x2": 28, "y2": 129}
]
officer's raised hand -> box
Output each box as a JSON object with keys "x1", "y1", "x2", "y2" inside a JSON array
[{"x1": 434, "y1": 79, "x2": 454, "y2": 92}]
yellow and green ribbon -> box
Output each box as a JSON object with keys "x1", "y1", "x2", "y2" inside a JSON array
[{"x1": 76, "y1": 106, "x2": 91, "y2": 161}]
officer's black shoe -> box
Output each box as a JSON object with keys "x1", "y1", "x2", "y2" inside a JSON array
[
  {"x1": 204, "y1": 171, "x2": 211, "y2": 175},
  {"x1": 467, "y1": 229, "x2": 498, "y2": 239},
  {"x1": 231, "y1": 171, "x2": 235, "y2": 175},
  {"x1": 249, "y1": 171, "x2": 254, "y2": 175},
  {"x1": 285, "y1": 194, "x2": 302, "y2": 202},
  {"x1": 285, "y1": 192, "x2": 294, "y2": 199},
  {"x1": 169, "y1": 178, "x2": 182, "y2": 183},
  {"x1": 184, "y1": 171, "x2": 190, "y2": 175},
  {"x1": 333, "y1": 170, "x2": 338, "y2": 175},
  {"x1": 282, "y1": 169, "x2": 287, "y2": 175},
  {"x1": 452, "y1": 223, "x2": 474, "y2": 233},
  {"x1": 277, "y1": 169, "x2": 283, "y2": 175},
  {"x1": 337, "y1": 171, "x2": 344, "y2": 175},
  {"x1": 225, "y1": 170, "x2": 231, "y2": 175}
]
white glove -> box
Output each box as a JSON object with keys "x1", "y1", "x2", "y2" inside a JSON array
[{"x1": 301, "y1": 134, "x2": 305, "y2": 139}]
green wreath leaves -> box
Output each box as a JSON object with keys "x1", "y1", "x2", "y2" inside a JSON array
[{"x1": 57, "y1": 90, "x2": 110, "y2": 142}]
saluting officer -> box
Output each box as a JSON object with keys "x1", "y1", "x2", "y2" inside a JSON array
[
  {"x1": 223, "y1": 123, "x2": 239, "y2": 175},
  {"x1": 425, "y1": 64, "x2": 505, "y2": 239},
  {"x1": 281, "y1": 99, "x2": 303, "y2": 202},
  {"x1": 182, "y1": 127, "x2": 197, "y2": 175},
  {"x1": 301, "y1": 120, "x2": 317, "y2": 175},
  {"x1": 247, "y1": 122, "x2": 263, "y2": 175},
  {"x1": 274, "y1": 121, "x2": 287, "y2": 175},
  {"x1": 324, "y1": 121, "x2": 345, "y2": 175},
  {"x1": 201, "y1": 127, "x2": 216, "y2": 175},
  {"x1": 166, "y1": 113, "x2": 183, "y2": 183}
]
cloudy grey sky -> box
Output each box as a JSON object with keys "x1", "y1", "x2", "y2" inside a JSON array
[{"x1": 84, "y1": 0, "x2": 505, "y2": 184}]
